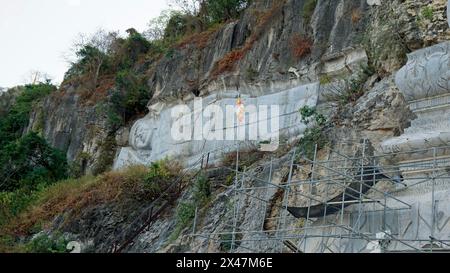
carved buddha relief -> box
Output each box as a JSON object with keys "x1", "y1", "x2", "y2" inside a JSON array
[
  {"x1": 396, "y1": 43, "x2": 450, "y2": 102},
  {"x1": 129, "y1": 118, "x2": 155, "y2": 150}
]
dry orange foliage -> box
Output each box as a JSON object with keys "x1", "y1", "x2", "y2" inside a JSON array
[
  {"x1": 78, "y1": 75, "x2": 115, "y2": 106},
  {"x1": 177, "y1": 23, "x2": 225, "y2": 50},
  {"x1": 211, "y1": 0, "x2": 287, "y2": 77},
  {"x1": 290, "y1": 34, "x2": 312, "y2": 59},
  {"x1": 351, "y1": 8, "x2": 362, "y2": 24},
  {"x1": 212, "y1": 49, "x2": 247, "y2": 77},
  {"x1": 2, "y1": 166, "x2": 151, "y2": 236}
]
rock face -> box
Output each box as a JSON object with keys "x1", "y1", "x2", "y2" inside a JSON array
[
  {"x1": 147, "y1": 0, "x2": 370, "y2": 103},
  {"x1": 297, "y1": 0, "x2": 450, "y2": 252},
  {"x1": 15, "y1": 0, "x2": 444, "y2": 175},
  {"x1": 26, "y1": 87, "x2": 114, "y2": 175},
  {"x1": 381, "y1": 0, "x2": 450, "y2": 156},
  {"x1": 9, "y1": 0, "x2": 371, "y2": 174},
  {"x1": 9, "y1": 0, "x2": 450, "y2": 253},
  {"x1": 110, "y1": 0, "x2": 450, "y2": 253},
  {"x1": 379, "y1": 2, "x2": 450, "y2": 251}
]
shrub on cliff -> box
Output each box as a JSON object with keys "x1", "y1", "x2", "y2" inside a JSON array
[
  {"x1": 205, "y1": 0, "x2": 250, "y2": 24},
  {"x1": 298, "y1": 106, "x2": 328, "y2": 160},
  {"x1": 151, "y1": 0, "x2": 250, "y2": 45},
  {"x1": 64, "y1": 29, "x2": 151, "y2": 90},
  {"x1": 0, "y1": 162, "x2": 182, "y2": 248},
  {"x1": 193, "y1": 173, "x2": 211, "y2": 206},
  {"x1": 64, "y1": 30, "x2": 118, "y2": 89},
  {"x1": 0, "y1": 83, "x2": 56, "y2": 147},
  {"x1": 25, "y1": 233, "x2": 69, "y2": 253},
  {"x1": 112, "y1": 29, "x2": 152, "y2": 70},
  {"x1": 0, "y1": 83, "x2": 67, "y2": 193},
  {"x1": 0, "y1": 132, "x2": 68, "y2": 192},
  {"x1": 302, "y1": 0, "x2": 317, "y2": 23},
  {"x1": 64, "y1": 29, "x2": 152, "y2": 129},
  {"x1": 103, "y1": 69, "x2": 150, "y2": 130}
]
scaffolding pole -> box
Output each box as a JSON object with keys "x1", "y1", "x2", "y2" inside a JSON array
[{"x1": 188, "y1": 140, "x2": 449, "y2": 253}]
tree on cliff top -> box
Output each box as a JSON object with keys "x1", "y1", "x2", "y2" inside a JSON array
[
  {"x1": 166, "y1": 0, "x2": 251, "y2": 30},
  {"x1": 64, "y1": 29, "x2": 119, "y2": 90}
]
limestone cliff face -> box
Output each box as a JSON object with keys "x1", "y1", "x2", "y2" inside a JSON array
[
  {"x1": 26, "y1": 87, "x2": 114, "y2": 175},
  {"x1": 114, "y1": 0, "x2": 377, "y2": 169},
  {"x1": 15, "y1": 0, "x2": 449, "y2": 175},
  {"x1": 9, "y1": 0, "x2": 450, "y2": 253},
  {"x1": 148, "y1": 0, "x2": 370, "y2": 102},
  {"x1": 24, "y1": 0, "x2": 377, "y2": 174}
]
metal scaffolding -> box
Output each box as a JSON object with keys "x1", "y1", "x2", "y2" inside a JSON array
[{"x1": 189, "y1": 139, "x2": 450, "y2": 253}]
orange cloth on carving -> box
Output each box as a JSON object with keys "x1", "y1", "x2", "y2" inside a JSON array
[{"x1": 236, "y1": 98, "x2": 245, "y2": 124}]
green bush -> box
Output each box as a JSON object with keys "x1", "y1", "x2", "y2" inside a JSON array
[
  {"x1": 143, "y1": 159, "x2": 182, "y2": 199},
  {"x1": 319, "y1": 75, "x2": 332, "y2": 85},
  {"x1": 299, "y1": 106, "x2": 326, "y2": 126},
  {"x1": 168, "y1": 201, "x2": 196, "y2": 243},
  {"x1": 205, "y1": 0, "x2": 250, "y2": 24},
  {"x1": 298, "y1": 126, "x2": 327, "y2": 160},
  {"x1": 225, "y1": 173, "x2": 236, "y2": 186},
  {"x1": 219, "y1": 232, "x2": 242, "y2": 252},
  {"x1": 69, "y1": 152, "x2": 92, "y2": 179},
  {"x1": 168, "y1": 172, "x2": 211, "y2": 243},
  {"x1": 0, "y1": 83, "x2": 68, "y2": 233},
  {"x1": 338, "y1": 65, "x2": 375, "y2": 106},
  {"x1": 219, "y1": 233, "x2": 233, "y2": 252},
  {"x1": 177, "y1": 202, "x2": 196, "y2": 227},
  {"x1": 64, "y1": 41, "x2": 113, "y2": 84},
  {"x1": 245, "y1": 67, "x2": 259, "y2": 81},
  {"x1": 0, "y1": 189, "x2": 38, "y2": 225},
  {"x1": 25, "y1": 234, "x2": 69, "y2": 253},
  {"x1": 164, "y1": 12, "x2": 193, "y2": 42},
  {"x1": 421, "y1": 6, "x2": 434, "y2": 21},
  {"x1": 298, "y1": 106, "x2": 328, "y2": 159},
  {"x1": 146, "y1": 160, "x2": 172, "y2": 181},
  {"x1": 113, "y1": 29, "x2": 152, "y2": 71},
  {"x1": 0, "y1": 132, "x2": 68, "y2": 192},
  {"x1": 0, "y1": 83, "x2": 56, "y2": 147},
  {"x1": 91, "y1": 136, "x2": 117, "y2": 175},
  {"x1": 0, "y1": 234, "x2": 23, "y2": 253},
  {"x1": 193, "y1": 174, "x2": 211, "y2": 206}
]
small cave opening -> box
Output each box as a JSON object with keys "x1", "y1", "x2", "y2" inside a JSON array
[
  {"x1": 81, "y1": 158, "x2": 88, "y2": 175},
  {"x1": 191, "y1": 88, "x2": 200, "y2": 97}
]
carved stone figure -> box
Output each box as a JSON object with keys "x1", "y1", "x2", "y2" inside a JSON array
[
  {"x1": 372, "y1": 0, "x2": 450, "y2": 253},
  {"x1": 114, "y1": 83, "x2": 320, "y2": 169},
  {"x1": 129, "y1": 119, "x2": 154, "y2": 151},
  {"x1": 395, "y1": 42, "x2": 450, "y2": 102}
]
